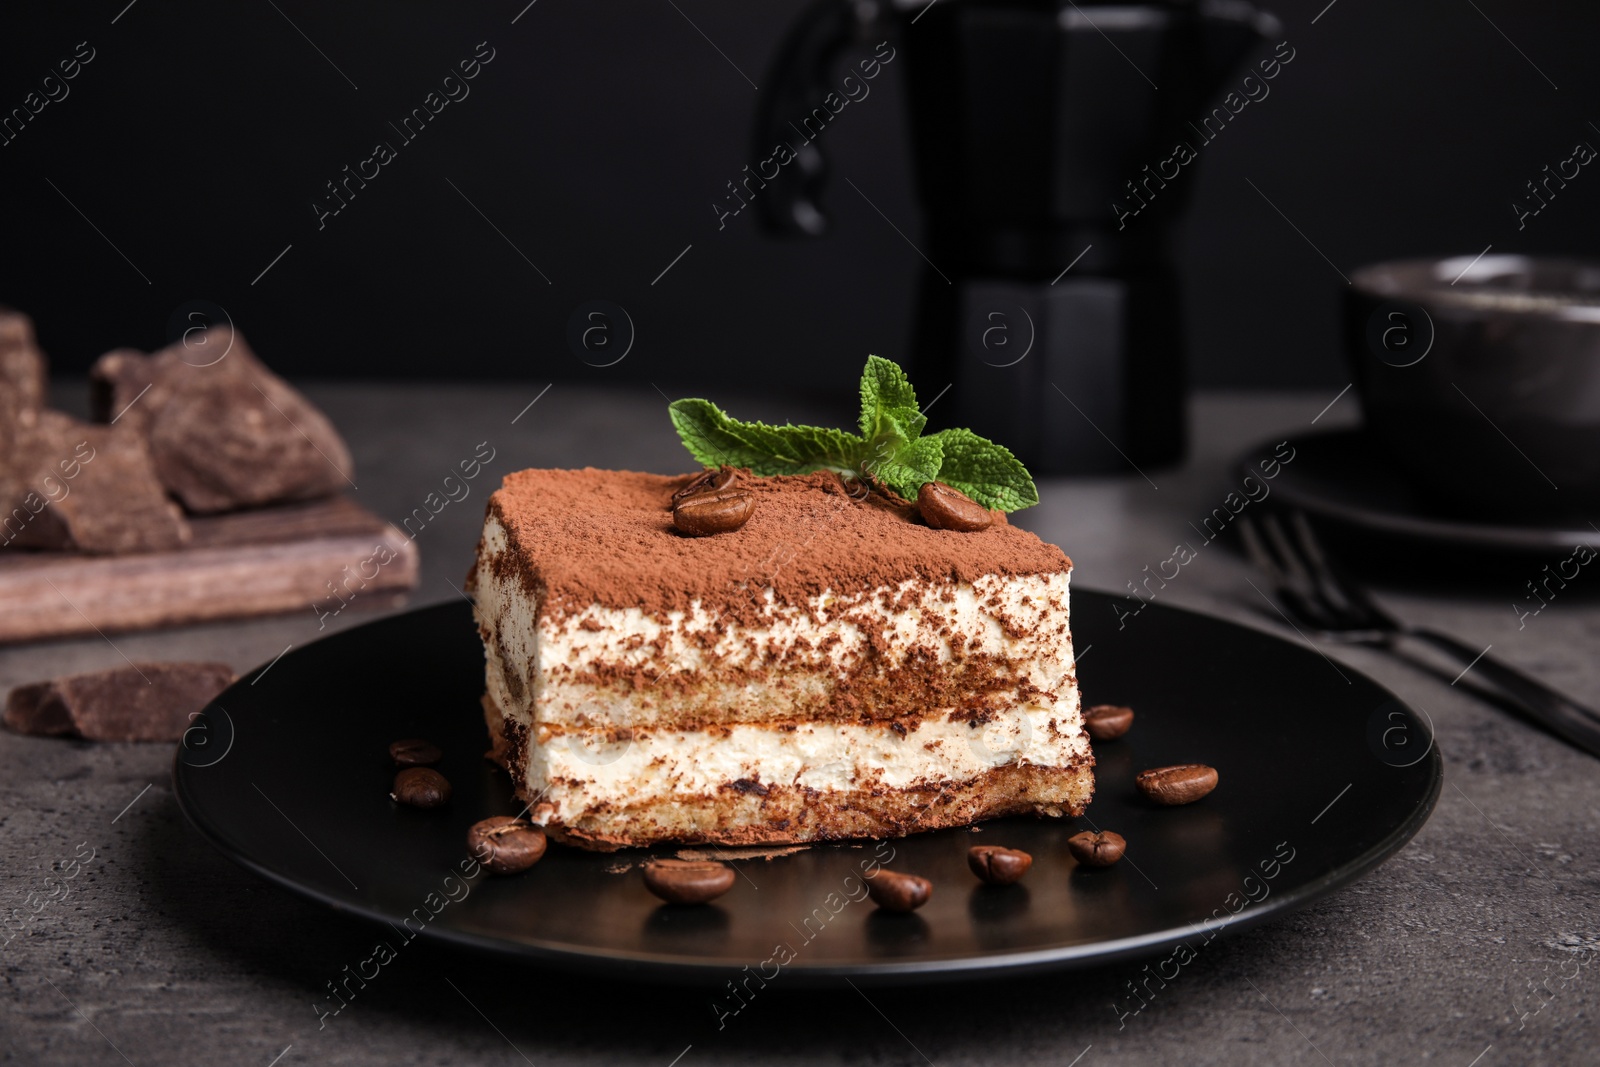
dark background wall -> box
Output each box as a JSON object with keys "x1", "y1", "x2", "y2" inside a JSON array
[{"x1": 1, "y1": 0, "x2": 1597, "y2": 391}]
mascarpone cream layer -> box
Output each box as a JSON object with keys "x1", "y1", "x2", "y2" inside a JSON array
[
  {"x1": 488, "y1": 685, "x2": 1087, "y2": 815},
  {"x1": 474, "y1": 512, "x2": 1077, "y2": 729}
]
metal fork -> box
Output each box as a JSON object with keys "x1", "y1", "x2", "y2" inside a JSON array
[{"x1": 1239, "y1": 511, "x2": 1600, "y2": 759}]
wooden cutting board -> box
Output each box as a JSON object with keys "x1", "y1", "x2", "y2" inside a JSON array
[{"x1": 0, "y1": 496, "x2": 419, "y2": 643}]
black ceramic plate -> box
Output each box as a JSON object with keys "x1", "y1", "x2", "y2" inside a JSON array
[
  {"x1": 1236, "y1": 429, "x2": 1600, "y2": 554},
  {"x1": 174, "y1": 594, "x2": 1439, "y2": 985}
]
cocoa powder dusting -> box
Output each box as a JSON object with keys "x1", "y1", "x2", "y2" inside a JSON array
[{"x1": 485, "y1": 468, "x2": 1069, "y2": 618}]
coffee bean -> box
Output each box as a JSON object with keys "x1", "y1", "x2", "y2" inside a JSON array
[
  {"x1": 673, "y1": 486, "x2": 756, "y2": 536},
  {"x1": 917, "y1": 482, "x2": 992, "y2": 532},
  {"x1": 467, "y1": 816, "x2": 547, "y2": 875},
  {"x1": 643, "y1": 858, "x2": 737, "y2": 904},
  {"x1": 864, "y1": 868, "x2": 933, "y2": 912},
  {"x1": 391, "y1": 767, "x2": 451, "y2": 808},
  {"x1": 671, "y1": 466, "x2": 740, "y2": 505},
  {"x1": 967, "y1": 845, "x2": 1033, "y2": 885},
  {"x1": 389, "y1": 738, "x2": 442, "y2": 767},
  {"x1": 1135, "y1": 764, "x2": 1218, "y2": 805},
  {"x1": 1066, "y1": 830, "x2": 1126, "y2": 867},
  {"x1": 1082, "y1": 705, "x2": 1134, "y2": 742}
]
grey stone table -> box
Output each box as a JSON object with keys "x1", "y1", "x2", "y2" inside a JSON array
[{"x1": 3, "y1": 386, "x2": 1597, "y2": 1066}]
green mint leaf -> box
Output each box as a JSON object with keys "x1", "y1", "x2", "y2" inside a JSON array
[
  {"x1": 669, "y1": 399, "x2": 865, "y2": 476},
  {"x1": 926, "y1": 427, "x2": 1039, "y2": 511},
  {"x1": 735, "y1": 423, "x2": 865, "y2": 474},
  {"x1": 857, "y1": 355, "x2": 926, "y2": 445},
  {"x1": 871, "y1": 435, "x2": 943, "y2": 499},
  {"x1": 670, "y1": 398, "x2": 788, "y2": 469},
  {"x1": 670, "y1": 364, "x2": 1039, "y2": 512}
]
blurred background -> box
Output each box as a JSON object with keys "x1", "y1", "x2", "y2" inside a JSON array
[{"x1": 2, "y1": 0, "x2": 1598, "y2": 393}]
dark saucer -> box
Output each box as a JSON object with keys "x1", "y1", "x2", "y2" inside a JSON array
[{"x1": 1235, "y1": 429, "x2": 1600, "y2": 557}]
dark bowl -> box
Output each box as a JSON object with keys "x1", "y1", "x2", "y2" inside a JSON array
[{"x1": 1345, "y1": 255, "x2": 1600, "y2": 517}]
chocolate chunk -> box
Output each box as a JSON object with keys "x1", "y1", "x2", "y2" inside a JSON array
[
  {"x1": 90, "y1": 328, "x2": 355, "y2": 514},
  {"x1": 0, "y1": 308, "x2": 47, "y2": 409},
  {"x1": 3, "y1": 661, "x2": 236, "y2": 742},
  {"x1": 0, "y1": 411, "x2": 190, "y2": 555},
  {"x1": 0, "y1": 308, "x2": 47, "y2": 451},
  {"x1": 88, "y1": 348, "x2": 155, "y2": 425},
  {"x1": 0, "y1": 312, "x2": 186, "y2": 554}
]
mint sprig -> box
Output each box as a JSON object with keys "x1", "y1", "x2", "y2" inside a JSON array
[{"x1": 668, "y1": 356, "x2": 1038, "y2": 511}]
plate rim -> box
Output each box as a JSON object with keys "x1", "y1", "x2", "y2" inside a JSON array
[{"x1": 172, "y1": 595, "x2": 1443, "y2": 985}]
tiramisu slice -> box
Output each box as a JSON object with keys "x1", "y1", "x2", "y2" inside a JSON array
[{"x1": 468, "y1": 468, "x2": 1091, "y2": 850}]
